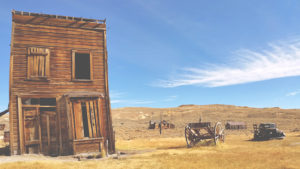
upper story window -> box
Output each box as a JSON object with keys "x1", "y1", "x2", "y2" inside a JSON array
[
  {"x1": 72, "y1": 50, "x2": 93, "y2": 81},
  {"x1": 27, "y1": 47, "x2": 50, "y2": 80}
]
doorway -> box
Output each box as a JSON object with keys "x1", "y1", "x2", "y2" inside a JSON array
[{"x1": 20, "y1": 98, "x2": 58, "y2": 155}]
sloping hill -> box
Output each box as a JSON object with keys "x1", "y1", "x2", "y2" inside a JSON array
[
  {"x1": 0, "y1": 104, "x2": 299, "y2": 142},
  {"x1": 112, "y1": 104, "x2": 300, "y2": 140}
]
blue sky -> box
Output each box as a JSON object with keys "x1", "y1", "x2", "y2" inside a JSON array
[{"x1": 1, "y1": 0, "x2": 300, "y2": 109}]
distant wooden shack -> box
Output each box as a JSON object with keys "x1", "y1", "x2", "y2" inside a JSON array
[
  {"x1": 8, "y1": 10, "x2": 114, "y2": 155},
  {"x1": 225, "y1": 122, "x2": 247, "y2": 130}
]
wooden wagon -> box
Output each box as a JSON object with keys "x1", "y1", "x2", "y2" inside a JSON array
[{"x1": 185, "y1": 122, "x2": 225, "y2": 147}]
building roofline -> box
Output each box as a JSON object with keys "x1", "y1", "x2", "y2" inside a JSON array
[{"x1": 12, "y1": 10, "x2": 106, "y2": 24}]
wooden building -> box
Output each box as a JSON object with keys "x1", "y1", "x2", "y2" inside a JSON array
[
  {"x1": 8, "y1": 10, "x2": 115, "y2": 155},
  {"x1": 225, "y1": 122, "x2": 247, "y2": 130}
]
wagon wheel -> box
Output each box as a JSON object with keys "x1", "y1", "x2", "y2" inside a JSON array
[
  {"x1": 214, "y1": 122, "x2": 225, "y2": 144},
  {"x1": 185, "y1": 125, "x2": 195, "y2": 148}
]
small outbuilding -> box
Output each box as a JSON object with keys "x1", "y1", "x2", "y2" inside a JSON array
[{"x1": 225, "y1": 122, "x2": 247, "y2": 130}]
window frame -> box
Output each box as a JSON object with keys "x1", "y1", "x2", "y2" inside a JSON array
[
  {"x1": 71, "y1": 50, "x2": 93, "y2": 81},
  {"x1": 27, "y1": 47, "x2": 50, "y2": 81},
  {"x1": 70, "y1": 98, "x2": 102, "y2": 140}
]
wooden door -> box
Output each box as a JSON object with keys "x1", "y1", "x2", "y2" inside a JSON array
[
  {"x1": 23, "y1": 108, "x2": 40, "y2": 154},
  {"x1": 72, "y1": 101, "x2": 84, "y2": 139},
  {"x1": 40, "y1": 110, "x2": 58, "y2": 155}
]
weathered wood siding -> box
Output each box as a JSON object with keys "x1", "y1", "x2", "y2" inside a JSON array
[{"x1": 9, "y1": 13, "x2": 113, "y2": 155}]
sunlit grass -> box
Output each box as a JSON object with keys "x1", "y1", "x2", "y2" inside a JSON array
[{"x1": 1, "y1": 133, "x2": 300, "y2": 169}]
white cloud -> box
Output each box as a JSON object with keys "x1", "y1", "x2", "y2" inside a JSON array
[
  {"x1": 286, "y1": 89, "x2": 300, "y2": 96},
  {"x1": 157, "y1": 39, "x2": 300, "y2": 87}
]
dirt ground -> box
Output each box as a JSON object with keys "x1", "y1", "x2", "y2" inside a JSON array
[{"x1": 0, "y1": 104, "x2": 300, "y2": 168}]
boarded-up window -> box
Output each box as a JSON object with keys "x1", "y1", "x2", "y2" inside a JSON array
[
  {"x1": 27, "y1": 47, "x2": 50, "y2": 80},
  {"x1": 71, "y1": 99, "x2": 101, "y2": 140},
  {"x1": 72, "y1": 50, "x2": 93, "y2": 80}
]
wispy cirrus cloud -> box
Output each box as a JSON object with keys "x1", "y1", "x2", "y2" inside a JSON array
[
  {"x1": 156, "y1": 39, "x2": 300, "y2": 87},
  {"x1": 286, "y1": 89, "x2": 300, "y2": 96}
]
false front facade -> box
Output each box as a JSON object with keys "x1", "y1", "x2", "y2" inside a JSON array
[{"x1": 8, "y1": 10, "x2": 115, "y2": 155}]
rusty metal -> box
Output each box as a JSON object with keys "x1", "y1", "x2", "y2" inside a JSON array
[{"x1": 185, "y1": 122, "x2": 225, "y2": 148}]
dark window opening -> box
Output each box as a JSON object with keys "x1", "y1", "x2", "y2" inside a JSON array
[
  {"x1": 40, "y1": 98, "x2": 56, "y2": 106},
  {"x1": 40, "y1": 107, "x2": 56, "y2": 112},
  {"x1": 81, "y1": 102, "x2": 90, "y2": 137},
  {"x1": 75, "y1": 53, "x2": 90, "y2": 79},
  {"x1": 22, "y1": 98, "x2": 56, "y2": 106}
]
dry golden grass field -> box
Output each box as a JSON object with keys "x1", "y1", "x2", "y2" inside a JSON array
[
  {"x1": 1, "y1": 133, "x2": 300, "y2": 169},
  {"x1": 0, "y1": 104, "x2": 300, "y2": 169}
]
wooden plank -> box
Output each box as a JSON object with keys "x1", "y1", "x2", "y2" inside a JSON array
[
  {"x1": 13, "y1": 38, "x2": 102, "y2": 49},
  {"x1": 34, "y1": 55, "x2": 38, "y2": 76},
  {"x1": 46, "y1": 115, "x2": 50, "y2": 147},
  {"x1": 73, "y1": 101, "x2": 83, "y2": 139},
  {"x1": 27, "y1": 55, "x2": 31, "y2": 79},
  {"x1": 89, "y1": 101, "x2": 97, "y2": 137},
  {"x1": 66, "y1": 98, "x2": 76, "y2": 155},
  {"x1": 14, "y1": 30, "x2": 104, "y2": 41},
  {"x1": 71, "y1": 50, "x2": 75, "y2": 80},
  {"x1": 39, "y1": 55, "x2": 45, "y2": 76},
  {"x1": 14, "y1": 21, "x2": 105, "y2": 35},
  {"x1": 13, "y1": 33, "x2": 103, "y2": 45},
  {"x1": 56, "y1": 97, "x2": 62, "y2": 155},
  {"x1": 85, "y1": 101, "x2": 92, "y2": 138},
  {"x1": 94, "y1": 100, "x2": 100, "y2": 137},
  {"x1": 97, "y1": 98, "x2": 103, "y2": 137},
  {"x1": 17, "y1": 96, "x2": 24, "y2": 154},
  {"x1": 90, "y1": 52, "x2": 93, "y2": 80},
  {"x1": 45, "y1": 49, "x2": 50, "y2": 77},
  {"x1": 92, "y1": 100, "x2": 98, "y2": 137},
  {"x1": 37, "y1": 107, "x2": 42, "y2": 153},
  {"x1": 8, "y1": 30, "x2": 14, "y2": 153},
  {"x1": 13, "y1": 16, "x2": 106, "y2": 31},
  {"x1": 69, "y1": 101, "x2": 76, "y2": 139},
  {"x1": 103, "y1": 30, "x2": 115, "y2": 153}
]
